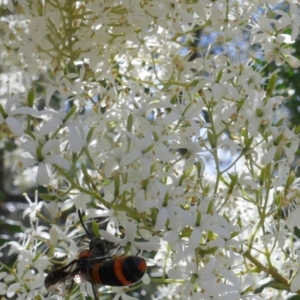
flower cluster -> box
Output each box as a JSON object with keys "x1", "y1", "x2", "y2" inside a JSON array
[{"x1": 0, "y1": 0, "x2": 300, "y2": 299}]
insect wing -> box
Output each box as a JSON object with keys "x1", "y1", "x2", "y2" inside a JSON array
[
  {"x1": 73, "y1": 256, "x2": 103, "y2": 300},
  {"x1": 45, "y1": 268, "x2": 74, "y2": 297},
  {"x1": 44, "y1": 260, "x2": 79, "y2": 296}
]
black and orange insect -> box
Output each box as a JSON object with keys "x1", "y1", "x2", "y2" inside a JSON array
[{"x1": 44, "y1": 210, "x2": 147, "y2": 299}]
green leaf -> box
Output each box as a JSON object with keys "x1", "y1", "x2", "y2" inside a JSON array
[
  {"x1": 114, "y1": 172, "x2": 120, "y2": 197},
  {"x1": 198, "y1": 246, "x2": 218, "y2": 256},
  {"x1": 179, "y1": 169, "x2": 193, "y2": 186},
  {"x1": 228, "y1": 173, "x2": 238, "y2": 187},
  {"x1": 0, "y1": 104, "x2": 8, "y2": 118},
  {"x1": 170, "y1": 94, "x2": 178, "y2": 104},
  {"x1": 266, "y1": 73, "x2": 278, "y2": 97},
  {"x1": 81, "y1": 163, "x2": 95, "y2": 190},
  {"x1": 63, "y1": 105, "x2": 77, "y2": 122},
  {"x1": 39, "y1": 194, "x2": 58, "y2": 201},
  {"x1": 195, "y1": 210, "x2": 201, "y2": 226},
  {"x1": 286, "y1": 294, "x2": 300, "y2": 300},
  {"x1": 295, "y1": 125, "x2": 300, "y2": 135},
  {"x1": 230, "y1": 231, "x2": 240, "y2": 239},
  {"x1": 294, "y1": 226, "x2": 300, "y2": 239},
  {"x1": 27, "y1": 87, "x2": 35, "y2": 107},
  {"x1": 253, "y1": 277, "x2": 289, "y2": 293},
  {"x1": 216, "y1": 69, "x2": 223, "y2": 83},
  {"x1": 207, "y1": 130, "x2": 215, "y2": 148},
  {"x1": 86, "y1": 127, "x2": 94, "y2": 143},
  {"x1": 152, "y1": 131, "x2": 159, "y2": 142},
  {"x1": 91, "y1": 220, "x2": 100, "y2": 237},
  {"x1": 127, "y1": 113, "x2": 133, "y2": 132},
  {"x1": 219, "y1": 175, "x2": 229, "y2": 186},
  {"x1": 206, "y1": 200, "x2": 214, "y2": 214},
  {"x1": 36, "y1": 145, "x2": 43, "y2": 161}
]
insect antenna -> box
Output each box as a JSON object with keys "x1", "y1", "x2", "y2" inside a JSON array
[{"x1": 78, "y1": 209, "x2": 93, "y2": 238}]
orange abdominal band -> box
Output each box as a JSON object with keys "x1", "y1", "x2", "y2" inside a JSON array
[
  {"x1": 114, "y1": 257, "x2": 132, "y2": 285},
  {"x1": 138, "y1": 260, "x2": 147, "y2": 272},
  {"x1": 92, "y1": 263, "x2": 102, "y2": 284}
]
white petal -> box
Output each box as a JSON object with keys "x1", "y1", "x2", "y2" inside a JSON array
[
  {"x1": 0, "y1": 282, "x2": 7, "y2": 295},
  {"x1": 218, "y1": 269, "x2": 239, "y2": 288},
  {"x1": 7, "y1": 282, "x2": 20, "y2": 298},
  {"x1": 284, "y1": 147, "x2": 295, "y2": 164},
  {"x1": 125, "y1": 222, "x2": 137, "y2": 241},
  {"x1": 42, "y1": 139, "x2": 60, "y2": 156},
  {"x1": 120, "y1": 151, "x2": 142, "y2": 167},
  {"x1": 45, "y1": 154, "x2": 71, "y2": 170},
  {"x1": 40, "y1": 117, "x2": 63, "y2": 135},
  {"x1": 286, "y1": 55, "x2": 300, "y2": 68},
  {"x1": 290, "y1": 272, "x2": 300, "y2": 292},
  {"x1": 11, "y1": 107, "x2": 40, "y2": 116},
  {"x1": 219, "y1": 139, "x2": 240, "y2": 156},
  {"x1": 15, "y1": 157, "x2": 37, "y2": 173},
  {"x1": 104, "y1": 158, "x2": 119, "y2": 177},
  {"x1": 99, "y1": 230, "x2": 123, "y2": 244},
  {"x1": 6, "y1": 117, "x2": 24, "y2": 137},
  {"x1": 168, "y1": 268, "x2": 184, "y2": 280},
  {"x1": 37, "y1": 162, "x2": 50, "y2": 185},
  {"x1": 21, "y1": 139, "x2": 37, "y2": 157},
  {"x1": 189, "y1": 227, "x2": 202, "y2": 249},
  {"x1": 269, "y1": 126, "x2": 279, "y2": 137},
  {"x1": 261, "y1": 146, "x2": 276, "y2": 165},
  {"x1": 155, "y1": 143, "x2": 170, "y2": 162},
  {"x1": 154, "y1": 207, "x2": 168, "y2": 231},
  {"x1": 6, "y1": 0, "x2": 14, "y2": 12},
  {"x1": 135, "y1": 239, "x2": 160, "y2": 251},
  {"x1": 163, "y1": 111, "x2": 181, "y2": 125},
  {"x1": 277, "y1": 233, "x2": 286, "y2": 248},
  {"x1": 163, "y1": 230, "x2": 179, "y2": 242},
  {"x1": 44, "y1": 201, "x2": 61, "y2": 218},
  {"x1": 49, "y1": 226, "x2": 59, "y2": 246},
  {"x1": 291, "y1": 26, "x2": 299, "y2": 42},
  {"x1": 286, "y1": 207, "x2": 300, "y2": 231},
  {"x1": 141, "y1": 157, "x2": 151, "y2": 180},
  {"x1": 4, "y1": 94, "x2": 18, "y2": 112},
  {"x1": 45, "y1": 86, "x2": 57, "y2": 106},
  {"x1": 68, "y1": 126, "x2": 86, "y2": 152},
  {"x1": 142, "y1": 273, "x2": 150, "y2": 285}
]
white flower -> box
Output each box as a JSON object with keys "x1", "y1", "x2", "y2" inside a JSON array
[
  {"x1": 276, "y1": 4, "x2": 300, "y2": 41},
  {"x1": 22, "y1": 191, "x2": 44, "y2": 222},
  {"x1": 111, "y1": 287, "x2": 139, "y2": 300},
  {"x1": 0, "y1": 272, "x2": 8, "y2": 296},
  {"x1": 0, "y1": 94, "x2": 40, "y2": 137},
  {"x1": 262, "y1": 221, "x2": 292, "y2": 249},
  {"x1": 86, "y1": 206, "x2": 128, "y2": 235},
  {"x1": 261, "y1": 126, "x2": 299, "y2": 165},
  {"x1": 262, "y1": 34, "x2": 300, "y2": 67},
  {"x1": 100, "y1": 221, "x2": 159, "y2": 255},
  {"x1": 4, "y1": 0, "x2": 300, "y2": 299},
  {"x1": 282, "y1": 250, "x2": 300, "y2": 293},
  {"x1": 39, "y1": 107, "x2": 86, "y2": 153},
  {"x1": 17, "y1": 137, "x2": 70, "y2": 185},
  {"x1": 241, "y1": 91, "x2": 282, "y2": 136},
  {"x1": 251, "y1": 15, "x2": 275, "y2": 45},
  {"x1": 163, "y1": 229, "x2": 188, "y2": 265}
]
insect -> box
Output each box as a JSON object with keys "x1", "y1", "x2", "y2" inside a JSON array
[{"x1": 44, "y1": 210, "x2": 147, "y2": 299}]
